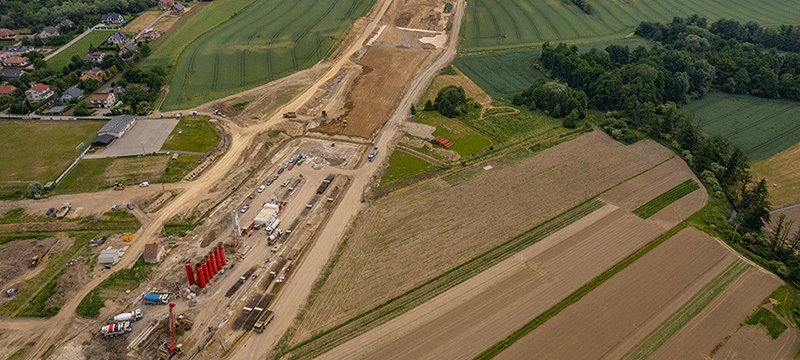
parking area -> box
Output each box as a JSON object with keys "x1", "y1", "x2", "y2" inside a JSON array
[{"x1": 85, "y1": 119, "x2": 179, "y2": 159}]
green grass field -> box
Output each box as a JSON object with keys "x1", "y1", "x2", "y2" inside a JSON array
[
  {"x1": 381, "y1": 151, "x2": 434, "y2": 183},
  {"x1": 54, "y1": 154, "x2": 198, "y2": 194},
  {"x1": 149, "y1": 0, "x2": 375, "y2": 111},
  {"x1": 461, "y1": 0, "x2": 800, "y2": 52},
  {"x1": 413, "y1": 111, "x2": 494, "y2": 157},
  {"x1": 680, "y1": 92, "x2": 800, "y2": 162},
  {"x1": 633, "y1": 179, "x2": 700, "y2": 219},
  {"x1": 46, "y1": 31, "x2": 116, "y2": 71},
  {"x1": 455, "y1": 38, "x2": 652, "y2": 98},
  {"x1": 160, "y1": 116, "x2": 220, "y2": 153},
  {"x1": 461, "y1": 109, "x2": 564, "y2": 143},
  {"x1": 746, "y1": 307, "x2": 788, "y2": 339},
  {"x1": 0, "y1": 122, "x2": 104, "y2": 183}
]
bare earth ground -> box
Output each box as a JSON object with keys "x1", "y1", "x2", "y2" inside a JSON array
[
  {"x1": 0, "y1": 237, "x2": 63, "y2": 298},
  {"x1": 310, "y1": 47, "x2": 429, "y2": 139},
  {"x1": 649, "y1": 266, "x2": 783, "y2": 360},
  {"x1": 751, "y1": 140, "x2": 800, "y2": 207},
  {"x1": 713, "y1": 324, "x2": 800, "y2": 360},
  {"x1": 494, "y1": 228, "x2": 744, "y2": 359},
  {"x1": 122, "y1": 10, "x2": 163, "y2": 33},
  {"x1": 292, "y1": 131, "x2": 675, "y2": 344},
  {"x1": 315, "y1": 157, "x2": 705, "y2": 359},
  {"x1": 419, "y1": 67, "x2": 492, "y2": 107}
]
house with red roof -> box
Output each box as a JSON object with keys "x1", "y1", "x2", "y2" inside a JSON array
[
  {"x1": 25, "y1": 83, "x2": 53, "y2": 103},
  {"x1": 0, "y1": 85, "x2": 16, "y2": 96},
  {"x1": 89, "y1": 92, "x2": 116, "y2": 108},
  {"x1": 0, "y1": 29, "x2": 14, "y2": 38},
  {"x1": 2, "y1": 56, "x2": 30, "y2": 67}
]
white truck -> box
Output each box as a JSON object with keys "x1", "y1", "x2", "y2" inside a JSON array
[
  {"x1": 368, "y1": 147, "x2": 378, "y2": 162},
  {"x1": 100, "y1": 321, "x2": 132, "y2": 338},
  {"x1": 144, "y1": 293, "x2": 170, "y2": 305},
  {"x1": 109, "y1": 309, "x2": 142, "y2": 323},
  {"x1": 266, "y1": 219, "x2": 280, "y2": 234}
]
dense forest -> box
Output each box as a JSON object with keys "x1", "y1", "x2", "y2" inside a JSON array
[
  {"x1": 516, "y1": 16, "x2": 800, "y2": 286},
  {"x1": 0, "y1": 0, "x2": 157, "y2": 31}
]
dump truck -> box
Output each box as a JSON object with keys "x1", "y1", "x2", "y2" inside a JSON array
[
  {"x1": 368, "y1": 147, "x2": 378, "y2": 162},
  {"x1": 253, "y1": 310, "x2": 274, "y2": 333},
  {"x1": 100, "y1": 321, "x2": 132, "y2": 338},
  {"x1": 109, "y1": 309, "x2": 142, "y2": 323},
  {"x1": 283, "y1": 112, "x2": 297, "y2": 118},
  {"x1": 144, "y1": 293, "x2": 170, "y2": 305},
  {"x1": 55, "y1": 203, "x2": 71, "y2": 218}
]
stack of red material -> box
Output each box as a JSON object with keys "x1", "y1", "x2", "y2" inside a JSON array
[{"x1": 431, "y1": 136, "x2": 454, "y2": 148}]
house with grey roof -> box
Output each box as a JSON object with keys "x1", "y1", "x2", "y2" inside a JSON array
[
  {"x1": 36, "y1": 27, "x2": 59, "y2": 39},
  {"x1": 98, "y1": 115, "x2": 136, "y2": 138},
  {"x1": 1, "y1": 46, "x2": 34, "y2": 55},
  {"x1": 0, "y1": 68, "x2": 24, "y2": 81},
  {"x1": 60, "y1": 86, "x2": 84, "y2": 102},
  {"x1": 108, "y1": 32, "x2": 132, "y2": 46},
  {"x1": 101, "y1": 13, "x2": 124, "y2": 25}
]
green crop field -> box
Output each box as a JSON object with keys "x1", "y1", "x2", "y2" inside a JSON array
[
  {"x1": 680, "y1": 92, "x2": 800, "y2": 162},
  {"x1": 381, "y1": 151, "x2": 434, "y2": 183},
  {"x1": 461, "y1": 0, "x2": 800, "y2": 52},
  {"x1": 0, "y1": 121, "x2": 104, "y2": 183},
  {"x1": 149, "y1": 0, "x2": 375, "y2": 111},
  {"x1": 46, "y1": 31, "x2": 116, "y2": 72},
  {"x1": 633, "y1": 179, "x2": 700, "y2": 219},
  {"x1": 456, "y1": 38, "x2": 652, "y2": 98}
]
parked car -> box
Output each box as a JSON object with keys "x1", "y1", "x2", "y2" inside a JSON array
[
  {"x1": 139, "y1": 182, "x2": 149, "y2": 187},
  {"x1": 277, "y1": 168, "x2": 284, "y2": 174},
  {"x1": 287, "y1": 164, "x2": 294, "y2": 170},
  {"x1": 258, "y1": 185, "x2": 266, "y2": 193},
  {"x1": 273, "y1": 174, "x2": 279, "y2": 180},
  {"x1": 46, "y1": 208, "x2": 55, "y2": 216},
  {"x1": 267, "y1": 179, "x2": 274, "y2": 186},
  {"x1": 126, "y1": 204, "x2": 134, "y2": 210},
  {"x1": 241, "y1": 205, "x2": 249, "y2": 213},
  {"x1": 249, "y1": 193, "x2": 255, "y2": 199},
  {"x1": 111, "y1": 204, "x2": 119, "y2": 211}
]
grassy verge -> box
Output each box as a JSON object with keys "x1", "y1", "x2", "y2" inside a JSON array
[
  {"x1": 162, "y1": 154, "x2": 202, "y2": 182},
  {"x1": 413, "y1": 111, "x2": 494, "y2": 158},
  {"x1": 161, "y1": 116, "x2": 220, "y2": 153},
  {"x1": 6, "y1": 342, "x2": 35, "y2": 360},
  {"x1": 765, "y1": 285, "x2": 798, "y2": 328},
  {"x1": 381, "y1": 151, "x2": 434, "y2": 183},
  {"x1": 286, "y1": 199, "x2": 604, "y2": 359},
  {"x1": 633, "y1": 179, "x2": 700, "y2": 219},
  {"x1": 162, "y1": 211, "x2": 201, "y2": 237},
  {"x1": 746, "y1": 307, "x2": 788, "y2": 340},
  {"x1": 621, "y1": 260, "x2": 750, "y2": 360},
  {"x1": 76, "y1": 256, "x2": 153, "y2": 318}
]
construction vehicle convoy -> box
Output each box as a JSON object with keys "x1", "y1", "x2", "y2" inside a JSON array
[
  {"x1": 100, "y1": 321, "x2": 132, "y2": 338},
  {"x1": 144, "y1": 293, "x2": 170, "y2": 305},
  {"x1": 109, "y1": 309, "x2": 143, "y2": 323},
  {"x1": 253, "y1": 311, "x2": 275, "y2": 333}
]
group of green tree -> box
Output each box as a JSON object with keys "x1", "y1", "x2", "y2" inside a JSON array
[
  {"x1": 0, "y1": 0, "x2": 157, "y2": 32},
  {"x1": 18, "y1": 22, "x2": 85, "y2": 48},
  {"x1": 423, "y1": 85, "x2": 481, "y2": 118},
  {"x1": 520, "y1": 15, "x2": 800, "y2": 287}
]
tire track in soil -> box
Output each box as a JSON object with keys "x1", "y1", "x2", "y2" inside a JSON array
[{"x1": 291, "y1": 0, "x2": 341, "y2": 69}]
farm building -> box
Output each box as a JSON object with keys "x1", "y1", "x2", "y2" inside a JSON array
[
  {"x1": 98, "y1": 114, "x2": 136, "y2": 138},
  {"x1": 0, "y1": 69, "x2": 24, "y2": 81},
  {"x1": 36, "y1": 27, "x2": 59, "y2": 39},
  {"x1": 101, "y1": 13, "x2": 124, "y2": 25},
  {"x1": 0, "y1": 84, "x2": 16, "y2": 96},
  {"x1": 143, "y1": 243, "x2": 164, "y2": 263},
  {"x1": 44, "y1": 106, "x2": 68, "y2": 115},
  {"x1": 88, "y1": 92, "x2": 115, "y2": 108},
  {"x1": 80, "y1": 67, "x2": 105, "y2": 82},
  {"x1": 2, "y1": 56, "x2": 30, "y2": 67},
  {"x1": 84, "y1": 51, "x2": 105, "y2": 62},
  {"x1": 60, "y1": 86, "x2": 84, "y2": 102},
  {"x1": 25, "y1": 83, "x2": 53, "y2": 102},
  {"x1": 108, "y1": 32, "x2": 132, "y2": 46},
  {"x1": 98, "y1": 249, "x2": 121, "y2": 264},
  {"x1": 172, "y1": 3, "x2": 186, "y2": 14},
  {"x1": 0, "y1": 29, "x2": 14, "y2": 38}
]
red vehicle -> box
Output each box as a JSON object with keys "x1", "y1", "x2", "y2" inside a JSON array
[{"x1": 287, "y1": 164, "x2": 294, "y2": 170}]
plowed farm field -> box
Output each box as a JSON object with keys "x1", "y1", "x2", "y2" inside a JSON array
[
  {"x1": 291, "y1": 131, "x2": 676, "y2": 347},
  {"x1": 310, "y1": 46, "x2": 428, "y2": 139}
]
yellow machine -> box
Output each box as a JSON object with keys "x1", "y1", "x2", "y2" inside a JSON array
[{"x1": 123, "y1": 232, "x2": 133, "y2": 242}]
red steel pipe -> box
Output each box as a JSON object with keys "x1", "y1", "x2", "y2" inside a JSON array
[
  {"x1": 195, "y1": 263, "x2": 206, "y2": 289},
  {"x1": 213, "y1": 248, "x2": 222, "y2": 271},
  {"x1": 218, "y1": 243, "x2": 227, "y2": 266},
  {"x1": 185, "y1": 263, "x2": 195, "y2": 286}
]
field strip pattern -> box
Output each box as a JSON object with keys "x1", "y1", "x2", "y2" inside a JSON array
[
  {"x1": 621, "y1": 259, "x2": 750, "y2": 360},
  {"x1": 632, "y1": 179, "x2": 700, "y2": 219},
  {"x1": 287, "y1": 199, "x2": 605, "y2": 359}
]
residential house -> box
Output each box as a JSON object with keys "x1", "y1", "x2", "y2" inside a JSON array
[
  {"x1": 60, "y1": 86, "x2": 84, "y2": 102},
  {"x1": 80, "y1": 67, "x2": 105, "y2": 82},
  {"x1": 1, "y1": 46, "x2": 34, "y2": 57},
  {"x1": 107, "y1": 32, "x2": 131, "y2": 46},
  {"x1": 36, "y1": 27, "x2": 59, "y2": 39},
  {"x1": 57, "y1": 19, "x2": 75, "y2": 28},
  {"x1": 0, "y1": 51, "x2": 8, "y2": 61},
  {"x1": 119, "y1": 43, "x2": 137, "y2": 55},
  {"x1": 143, "y1": 243, "x2": 164, "y2": 263},
  {"x1": 97, "y1": 114, "x2": 135, "y2": 138},
  {"x1": 172, "y1": 3, "x2": 186, "y2": 14},
  {"x1": 2, "y1": 56, "x2": 30, "y2": 67},
  {"x1": 140, "y1": 28, "x2": 160, "y2": 41},
  {"x1": 25, "y1": 83, "x2": 53, "y2": 103},
  {"x1": 88, "y1": 92, "x2": 115, "y2": 108},
  {"x1": 0, "y1": 69, "x2": 24, "y2": 81},
  {"x1": 44, "y1": 106, "x2": 68, "y2": 115},
  {"x1": 158, "y1": 0, "x2": 175, "y2": 10},
  {"x1": 0, "y1": 29, "x2": 14, "y2": 38},
  {"x1": 101, "y1": 13, "x2": 124, "y2": 25},
  {"x1": 0, "y1": 85, "x2": 16, "y2": 96},
  {"x1": 84, "y1": 51, "x2": 105, "y2": 63}
]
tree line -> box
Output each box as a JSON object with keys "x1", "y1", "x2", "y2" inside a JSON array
[
  {"x1": 519, "y1": 15, "x2": 800, "y2": 287},
  {"x1": 0, "y1": 0, "x2": 157, "y2": 31}
]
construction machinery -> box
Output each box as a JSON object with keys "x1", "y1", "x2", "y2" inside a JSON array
[
  {"x1": 113, "y1": 183, "x2": 125, "y2": 190},
  {"x1": 155, "y1": 303, "x2": 179, "y2": 359},
  {"x1": 100, "y1": 321, "x2": 132, "y2": 338},
  {"x1": 55, "y1": 203, "x2": 71, "y2": 218},
  {"x1": 123, "y1": 232, "x2": 133, "y2": 242},
  {"x1": 282, "y1": 112, "x2": 297, "y2": 118},
  {"x1": 253, "y1": 310, "x2": 275, "y2": 333},
  {"x1": 30, "y1": 249, "x2": 49, "y2": 268},
  {"x1": 109, "y1": 309, "x2": 143, "y2": 323}
]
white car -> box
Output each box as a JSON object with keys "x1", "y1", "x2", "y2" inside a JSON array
[
  {"x1": 241, "y1": 205, "x2": 250, "y2": 213},
  {"x1": 258, "y1": 185, "x2": 266, "y2": 193},
  {"x1": 139, "y1": 182, "x2": 149, "y2": 187}
]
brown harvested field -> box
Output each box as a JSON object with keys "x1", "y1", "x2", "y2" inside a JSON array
[
  {"x1": 419, "y1": 67, "x2": 491, "y2": 107},
  {"x1": 712, "y1": 324, "x2": 800, "y2": 360},
  {"x1": 751, "y1": 141, "x2": 800, "y2": 207},
  {"x1": 122, "y1": 11, "x2": 163, "y2": 33},
  {"x1": 292, "y1": 131, "x2": 676, "y2": 344},
  {"x1": 151, "y1": 13, "x2": 183, "y2": 34},
  {"x1": 309, "y1": 47, "x2": 428, "y2": 139},
  {"x1": 649, "y1": 266, "x2": 783, "y2": 360},
  {"x1": 494, "y1": 228, "x2": 746, "y2": 360}
]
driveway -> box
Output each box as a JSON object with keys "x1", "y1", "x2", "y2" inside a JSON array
[{"x1": 85, "y1": 119, "x2": 179, "y2": 158}]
